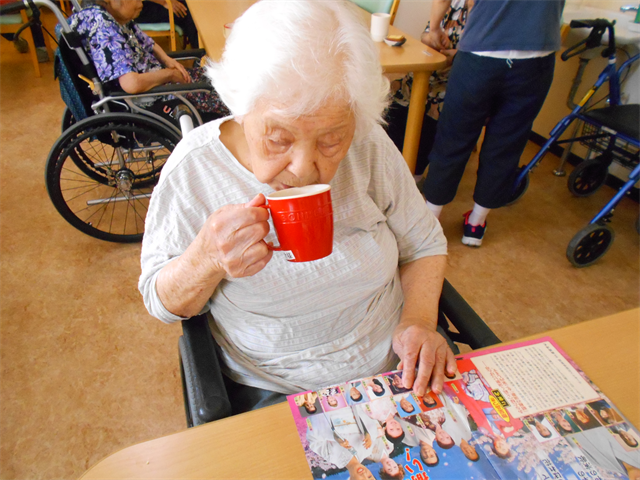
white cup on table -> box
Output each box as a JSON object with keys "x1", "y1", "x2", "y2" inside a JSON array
[{"x1": 370, "y1": 13, "x2": 390, "y2": 42}]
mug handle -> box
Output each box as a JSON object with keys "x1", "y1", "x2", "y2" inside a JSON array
[{"x1": 259, "y1": 204, "x2": 283, "y2": 251}]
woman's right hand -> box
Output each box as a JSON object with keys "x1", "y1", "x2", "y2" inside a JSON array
[
  {"x1": 164, "y1": 0, "x2": 188, "y2": 17},
  {"x1": 422, "y1": 28, "x2": 451, "y2": 51},
  {"x1": 194, "y1": 193, "x2": 273, "y2": 279}
]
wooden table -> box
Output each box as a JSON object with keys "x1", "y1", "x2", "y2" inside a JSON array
[
  {"x1": 185, "y1": 0, "x2": 446, "y2": 174},
  {"x1": 81, "y1": 308, "x2": 639, "y2": 479}
]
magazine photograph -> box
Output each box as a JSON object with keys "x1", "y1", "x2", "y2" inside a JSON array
[{"x1": 287, "y1": 338, "x2": 640, "y2": 480}]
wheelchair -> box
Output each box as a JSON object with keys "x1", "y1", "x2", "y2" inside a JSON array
[
  {"x1": 507, "y1": 19, "x2": 639, "y2": 267},
  {"x1": 178, "y1": 279, "x2": 501, "y2": 428},
  {"x1": 2, "y1": 0, "x2": 220, "y2": 243}
]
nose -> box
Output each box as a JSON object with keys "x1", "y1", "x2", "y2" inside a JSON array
[{"x1": 286, "y1": 145, "x2": 317, "y2": 182}]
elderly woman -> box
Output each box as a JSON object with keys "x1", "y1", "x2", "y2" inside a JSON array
[
  {"x1": 70, "y1": 0, "x2": 228, "y2": 118},
  {"x1": 139, "y1": 0, "x2": 454, "y2": 411}
]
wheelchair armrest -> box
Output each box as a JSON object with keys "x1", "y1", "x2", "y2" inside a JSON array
[
  {"x1": 167, "y1": 48, "x2": 207, "y2": 60},
  {"x1": 108, "y1": 81, "x2": 212, "y2": 97},
  {"x1": 439, "y1": 279, "x2": 501, "y2": 350},
  {"x1": 179, "y1": 314, "x2": 232, "y2": 426}
]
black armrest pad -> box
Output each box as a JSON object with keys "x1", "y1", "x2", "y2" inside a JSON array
[
  {"x1": 439, "y1": 279, "x2": 501, "y2": 350},
  {"x1": 109, "y1": 81, "x2": 212, "y2": 97},
  {"x1": 167, "y1": 48, "x2": 207, "y2": 60},
  {"x1": 181, "y1": 314, "x2": 232, "y2": 423}
]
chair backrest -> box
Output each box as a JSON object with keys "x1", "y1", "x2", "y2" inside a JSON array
[
  {"x1": 138, "y1": 0, "x2": 179, "y2": 51},
  {"x1": 349, "y1": 0, "x2": 400, "y2": 24}
]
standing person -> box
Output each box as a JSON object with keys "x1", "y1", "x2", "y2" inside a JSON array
[
  {"x1": 135, "y1": 0, "x2": 199, "y2": 49},
  {"x1": 421, "y1": 0, "x2": 565, "y2": 246}
]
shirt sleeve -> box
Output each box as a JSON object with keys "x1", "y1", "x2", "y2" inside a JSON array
[
  {"x1": 371, "y1": 128, "x2": 447, "y2": 265},
  {"x1": 133, "y1": 23, "x2": 156, "y2": 53}
]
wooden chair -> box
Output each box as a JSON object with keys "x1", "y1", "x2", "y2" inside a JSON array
[
  {"x1": 138, "y1": 0, "x2": 182, "y2": 51},
  {"x1": 349, "y1": 0, "x2": 400, "y2": 25},
  {"x1": 0, "y1": 10, "x2": 41, "y2": 77}
]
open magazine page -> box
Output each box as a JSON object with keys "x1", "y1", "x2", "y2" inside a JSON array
[
  {"x1": 458, "y1": 338, "x2": 640, "y2": 480},
  {"x1": 287, "y1": 338, "x2": 640, "y2": 480}
]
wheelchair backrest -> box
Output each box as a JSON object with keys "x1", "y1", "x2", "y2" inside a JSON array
[{"x1": 55, "y1": 27, "x2": 102, "y2": 121}]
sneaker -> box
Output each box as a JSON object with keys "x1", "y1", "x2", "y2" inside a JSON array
[{"x1": 462, "y1": 210, "x2": 486, "y2": 247}]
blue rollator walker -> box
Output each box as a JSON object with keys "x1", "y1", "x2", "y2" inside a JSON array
[
  {"x1": 0, "y1": 0, "x2": 212, "y2": 243},
  {"x1": 509, "y1": 19, "x2": 639, "y2": 268}
]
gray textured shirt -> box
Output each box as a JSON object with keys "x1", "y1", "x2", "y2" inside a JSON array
[{"x1": 139, "y1": 117, "x2": 447, "y2": 394}]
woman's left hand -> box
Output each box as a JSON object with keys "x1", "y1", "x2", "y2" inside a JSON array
[
  {"x1": 392, "y1": 321, "x2": 456, "y2": 397},
  {"x1": 164, "y1": 58, "x2": 191, "y2": 83}
]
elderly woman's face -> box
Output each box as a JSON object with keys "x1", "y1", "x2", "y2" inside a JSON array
[
  {"x1": 240, "y1": 101, "x2": 356, "y2": 191},
  {"x1": 105, "y1": 0, "x2": 143, "y2": 24}
]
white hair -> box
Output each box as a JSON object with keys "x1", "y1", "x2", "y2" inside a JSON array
[{"x1": 205, "y1": 0, "x2": 390, "y2": 138}]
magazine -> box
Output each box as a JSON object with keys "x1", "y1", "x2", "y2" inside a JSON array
[{"x1": 287, "y1": 338, "x2": 640, "y2": 480}]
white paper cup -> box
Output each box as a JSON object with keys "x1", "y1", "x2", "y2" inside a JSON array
[{"x1": 370, "y1": 13, "x2": 391, "y2": 42}]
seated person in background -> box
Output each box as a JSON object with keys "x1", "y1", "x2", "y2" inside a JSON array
[
  {"x1": 70, "y1": 0, "x2": 228, "y2": 119},
  {"x1": 385, "y1": 0, "x2": 471, "y2": 181},
  {"x1": 139, "y1": 0, "x2": 454, "y2": 414},
  {"x1": 135, "y1": 0, "x2": 200, "y2": 49}
]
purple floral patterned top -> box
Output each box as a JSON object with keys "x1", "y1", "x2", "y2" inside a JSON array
[{"x1": 69, "y1": 5, "x2": 163, "y2": 84}]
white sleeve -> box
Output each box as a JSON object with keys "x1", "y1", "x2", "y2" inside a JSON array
[
  {"x1": 307, "y1": 415, "x2": 353, "y2": 469},
  {"x1": 369, "y1": 127, "x2": 447, "y2": 265}
]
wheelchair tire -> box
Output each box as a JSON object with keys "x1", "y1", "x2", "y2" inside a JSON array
[
  {"x1": 568, "y1": 157, "x2": 609, "y2": 197},
  {"x1": 505, "y1": 166, "x2": 530, "y2": 206},
  {"x1": 566, "y1": 223, "x2": 615, "y2": 268},
  {"x1": 46, "y1": 113, "x2": 181, "y2": 243}
]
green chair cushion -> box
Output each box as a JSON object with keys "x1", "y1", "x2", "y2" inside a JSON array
[
  {"x1": 0, "y1": 14, "x2": 23, "y2": 25},
  {"x1": 349, "y1": 0, "x2": 394, "y2": 15},
  {"x1": 138, "y1": 23, "x2": 184, "y2": 36}
]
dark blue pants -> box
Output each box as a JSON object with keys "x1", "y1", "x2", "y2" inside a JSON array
[{"x1": 422, "y1": 51, "x2": 555, "y2": 208}]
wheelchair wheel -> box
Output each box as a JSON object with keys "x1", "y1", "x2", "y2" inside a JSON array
[
  {"x1": 505, "y1": 166, "x2": 530, "y2": 206},
  {"x1": 46, "y1": 113, "x2": 181, "y2": 243},
  {"x1": 566, "y1": 223, "x2": 615, "y2": 268},
  {"x1": 568, "y1": 157, "x2": 609, "y2": 197}
]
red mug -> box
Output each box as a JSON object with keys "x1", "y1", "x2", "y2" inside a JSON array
[{"x1": 261, "y1": 185, "x2": 333, "y2": 262}]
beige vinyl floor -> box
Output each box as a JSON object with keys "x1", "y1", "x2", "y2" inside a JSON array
[{"x1": 1, "y1": 35, "x2": 639, "y2": 480}]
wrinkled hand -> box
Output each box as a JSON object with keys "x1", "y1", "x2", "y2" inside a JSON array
[
  {"x1": 164, "y1": 0, "x2": 187, "y2": 17},
  {"x1": 423, "y1": 28, "x2": 451, "y2": 51},
  {"x1": 393, "y1": 322, "x2": 456, "y2": 396},
  {"x1": 194, "y1": 194, "x2": 273, "y2": 279},
  {"x1": 164, "y1": 57, "x2": 191, "y2": 83}
]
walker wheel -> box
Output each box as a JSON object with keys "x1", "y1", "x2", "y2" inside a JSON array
[
  {"x1": 568, "y1": 158, "x2": 609, "y2": 197},
  {"x1": 505, "y1": 166, "x2": 529, "y2": 206},
  {"x1": 566, "y1": 223, "x2": 615, "y2": 268}
]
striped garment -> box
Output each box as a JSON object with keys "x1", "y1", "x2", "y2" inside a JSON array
[{"x1": 139, "y1": 117, "x2": 447, "y2": 394}]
